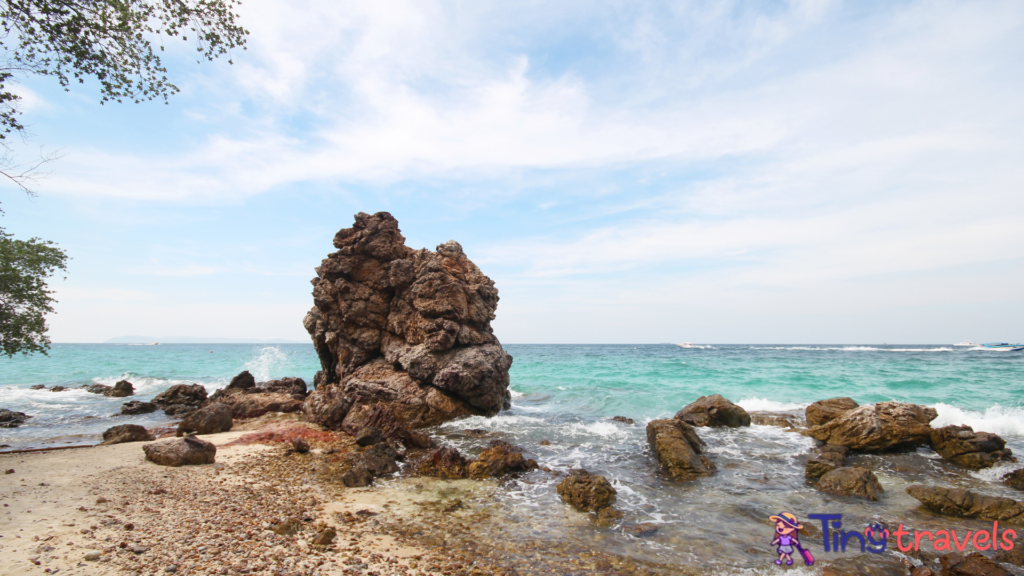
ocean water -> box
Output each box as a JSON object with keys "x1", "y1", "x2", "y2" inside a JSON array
[{"x1": 3, "y1": 343, "x2": 1023, "y2": 571}]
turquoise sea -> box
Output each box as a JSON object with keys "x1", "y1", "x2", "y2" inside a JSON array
[{"x1": 3, "y1": 343, "x2": 1024, "y2": 571}]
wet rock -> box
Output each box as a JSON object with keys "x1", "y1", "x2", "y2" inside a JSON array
[
  {"x1": 102, "y1": 424, "x2": 154, "y2": 445},
  {"x1": 646, "y1": 418, "x2": 716, "y2": 481},
  {"x1": 595, "y1": 507, "x2": 624, "y2": 528},
  {"x1": 816, "y1": 467, "x2": 884, "y2": 500},
  {"x1": 262, "y1": 377, "x2": 308, "y2": 398},
  {"x1": 818, "y1": 555, "x2": 914, "y2": 576},
  {"x1": 911, "y1": 567, "x2": 936, "y2": 576},
  {"x1": 0, "y1": 409, "x2": 30, "y2": 428},
  {"x1": 151, "y1": 384, "x2": 208, "y2": 416},
  {"x1": 120, "y1": 400, "x2": 157, "y2": 415},
  {"x1": 142, "y1": 436, "x2": 216, "y2": 467},
  {"x1": 110, "y1": 380, "x2": 134, "y2": 397},
  {"x1": 556, "y1": 469, "x2": 617, "y2": 512},
  {"x1": 674, "y1": 394, "x2": 751, "y2": 427},
  {"x1": 623, "y1": 523, "x2": 659, "y2": 538},
  {"x1": 906, "y1": 485, "x2": 1024, "y2": 523},
  {"x1": 341, "y1": 442, "x2": 400, "y2": 487},
  {"x1": 29, "y1": 384, "x2": 45, "y2": 390},
  {"x1": 1003, "y1": 469, "x2": 1024, "y2": 491},
  {"x1": 806, "y1": 397, "x2": 859, "y2": 427},
  {"x1": 226, "y1": 370, "x2": 256, "y2": 390},
  {"x1": 750, "y1": 412, "x2": 801, "y2": 428},
  {"x1": 355, "y1": 427, "x2": 383, "y2": 446},
  {"x1": 992, "y1": 547, "x2": 1024, "y2": 566},
  {"x1": 940, "y1": 552, "x2": 1010, "y2": 576},
  {"x1": 806, "y1": 445, "x2": 850, "y2": 479},
  {"x1": 539, "y1": 439, "x2": 551, "y2": 446},
  {"x1": 931, "y1": 425, "x2": 1015, "y2": 470},
  {"x1": 207, "y1": 388, "x2": 303, "y2": 419},
  {"x1": 415, "y1": 447, "x2": 471, "y2": 479},
  {"x1": 340, "y1": 402, "x2": 434, "y2": 449},
  {"x1": 50, "y1": 385, "x2": 68, "y2": 392},
  {"x1": 176, "y1": 403, "x2": 233, "y2": 436},
  {"x1": 466, "y1": 439, "x2": 538, "y2": 479},
  {"x1": 340, "y1": 464, "x2": 375, "y2": 488},
  {"x1": 304, "y1": 212, "x2": 513, "y2": 430},
  {"x1": 808, "y1": 401, "x2": 937, "y2": 452},
  {"x1": 610, "y1": 416, "x2": 635, "y2": 425}
]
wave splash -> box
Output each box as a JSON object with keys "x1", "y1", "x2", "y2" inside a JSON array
[
  {"x1": 245, "y1": 346, "x2": 289, "y2": 382},
  {"x1": 932, "y1": 403, "x2": 1024, "y2": 437}
]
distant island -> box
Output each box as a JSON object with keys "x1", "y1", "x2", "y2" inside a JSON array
[{"x1": 103, "y1": 336, "x2": 304, "y2": 344}]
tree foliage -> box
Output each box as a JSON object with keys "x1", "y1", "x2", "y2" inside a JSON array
[
  {"x1": 0, "y1": 0, "x2": 249, "y2": 191},
  {"x1": 0, "y1": 226, "x2": 67, "y2": 357}
]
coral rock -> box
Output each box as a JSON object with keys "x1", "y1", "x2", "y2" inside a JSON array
[
  {"x1": 805, "y1": 397, "x2": 859, "y2": 427},
  {"x1": 815, "y1": 467, "x2": 884, "y2": 500},
  {"x1": 675, "y1": 394, "x2": 751, "y2": 427},
  {"x1": 808, "y1": 401, "x2": 937, "y2": 452},
  {"x1": 143, "y1": 436, "x2": 216, "y2": 467},
  {"x1": 646, "y1": 419, "x2": 716, "y2": 480},
  {"x1": 102, "y1": 424, "x2": 154, "y2": 445},
  {"x1": 556, "y1": 469, "x2": 617, "y2": 512},
  {"x1": 176, "y1": 403, "x2": 233, "y2": 436}
]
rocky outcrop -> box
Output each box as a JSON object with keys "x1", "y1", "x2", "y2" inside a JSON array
[
  {"x1": 556, "y1": 469, "x2": 617, "y2": 512},
  {"x1": 416, "y1": 447, "x2": 471, "y2": 479},
  {"x1": 646, "y1": 419, "x2": 716, "y2": 481},
  {"x1": 102, "y1": 424, "x2": 154, "y2": 445},
  {"x1": 930, "y1": 425, "x2": 1015, "y2": 470},
  {"x1": 151, "y1": 384, "x2": 208, "y2": 416},
  {"x1": 805, "y1": 445, "x2": 850, "y2": 479},
  {"x1": 176, "y1": 403, "x2": 233, "y2": 436},
  {"x1": 466, "y1": 440, "x2": 538, "y2": 479},
  {"x1": 906, "y1": 485, "x2": 1024, "y2": 523},
  {"x1": 262, "y1": 377, "x2": 307, "y2": 396},
  {"x1": 206, "y1": 372, "x2": 307, "y2": 419},
  {"x1": 340, "y1": 443, "x2": 401, "y2": 487},
  {"x1": 0, "y1": 409, "x2": 30, "y2": 428},
  {"x1": 143, "y1": 436, "x2": 216, "y2": 467},
  {"x1": 675, "y1": 394, "x2": 751, "y2": 427},
  {"x1": 805, "y1": 397, "x2": 859, "y2": 427},
  {"x1": 940, "y1": 552, "x2": 1010, "y2": 576},
  {"x1": 339, "y1": 403, "x2": 434, "y2": 449},
  {"x1": 227, "y1": 371, "x2": 256, "y2": 390},
  {"x1": 610, "y1": 416, "x2": 635, "y2": 425},
  {"x1": 1003, "y1": 469, "x2": 1024, "y2": 491},
  {"x1": 816, "y1": 467, "x2": 883, "y2": 500},
  {"x1": 120, "y1": 401, "x2": 157, "y2": 415},
  {"x1": 807, "y1": 401, "x2": 937, "y2": 452},
  {"x1": 303, "y1": 212, "x2": 512, "y2": 431},
  {"x1": 87, "y1": 380, "x2": 134, "y2": 398}
]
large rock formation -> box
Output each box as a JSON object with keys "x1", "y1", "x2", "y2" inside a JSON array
[
  {"x1": 176, "y1": 403, "x2": 233, "y2": 436},
  {"x1": 646, "y1": 419, "x2": 716, "y2": 481},
  {"x1": 805, "y1": 445, "x2": 850, "y2": 479},
  {"x1": 102, "y1": 424, "x2": 154, "y2": 445},
  {"x1": 208, "y1": 372, "x2": 307, "y2": 419},
  {"x1": 807, "y1": 401, "x2": 937, "y2": 452},
  {"x1": 805, "y1": 397, "x2": 859, "y2": 427},
  {"x1": 303, "y1": 212, "x2": 512, "y2": 430},
  {"x1": 815, "y1": 467, "x2": 884, "y2": 500},
  {"x1": 674, "y1": 394, "x2": 751, "y2": 428},
  {"x1": 930, "y1": 425, "x2": 1015, "y2": 470},
  {"x1": 557, "y1": 469, "x2": 617, "y2": 512},
  {"x1": 906, "y1": 485, "x2": 1024, "y2": 523},
  {"x1": 151, "y1": 384, "x2": 208, "y2": 416}
]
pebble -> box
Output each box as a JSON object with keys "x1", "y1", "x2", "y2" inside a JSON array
[
  {"x1": 84, "y1": 551, "x2": 101, "y2": 561},
  {"x1": 164, "y1": 566, "x2": 177, "y2": 573}
]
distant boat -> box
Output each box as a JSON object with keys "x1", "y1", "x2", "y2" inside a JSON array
[
  {"x1": 954, "y1": 340, "x2": 978, "y2": 347},
  {"x1": 676, "y1": 342, "x2": 696, "y2": 348},
  {"x1": 148, "y1": 342, "x2": 160, "y2": 346},
  {"x1": 981, "y1": 342, "x2": 1024, "y2": 352}
]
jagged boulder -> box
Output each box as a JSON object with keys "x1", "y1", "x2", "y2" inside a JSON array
[
  {"x1": 303, "y1": 212, "x2": 512, "y2": 431},
  {"x1": 86, "y1": 380, "x2": 134, "y2": 398},
  {"x1": 807, "y1": 401, "x2": 937, "y2": 452},
  {"x1": 815, "y1": 467, "x2": 884, "y2": 500},
  {"x1": 207, "y1": 371, "x2": 306, "y2": 418},
  {"x1": 930, "y1": 425, "x2": 1015, "y2": 470},
  {"x1": 750, "y1": 412, "x2": 801, "y2": 428},
  {"x1": 806, "y1": 445, "x2": 850, "y2": 479},
  {"x1": 340, "y1": 402, "x2": 434, "y2": 449},
  {"x1": 646, "y1": 419, "x2": 716, "y2": 480},
  {"x1": 805, "y1": 397, "x2": 859, "y2": 427},
  {"x1": 557, "y1": 469, "x2": 617, "y2": 512},
  {"x1": 0, "y1": 409, "x2": 30, "y2": 428},
  {"x1": 906, "y1": 485, "x2": 1024, "y2": 523},
  {"x1": 674, "y1": 394, "x2": 750, "y2": 427},
  {"x1": 102, "y1": 424, "x2": 154, "y2": 445},
  {"x1": 226, "y1": 371, "x2": 256, "y2": 390},
  {"x1": 262, "y1": 377, "x2": 307, "y2": 397},
  {"x1": 143, "y1": 436, "x2": 216, "y2": 467},
  {"x1": 120, "y1": 401, "x2": 157, "y2": 415},
  {"x1": 466, "y1": 439, "x2": 538, "y2": 479},
  {"x1": 151, "y1": 384, "x2": 208, "y2": 416},
  {"x1": 176, "y1": 403, "x2": 233, "y2": 436}
]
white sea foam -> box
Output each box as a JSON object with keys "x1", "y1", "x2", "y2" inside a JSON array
[
  {"x1": 932, "y1": 403, "x2": 1024, "y2": 438},
  {"x1": 753, "y1": 346, "x2": 953, "y2": 352},
  {"x1": 970, "y1": 460, "x2": 1021, "y2": 483},
  {"x1": 736, "y1": 397, "x2": 808, "y2": 412},
  {"x1": 438, "y1": 414, "x2": 546, "y2": 430},
  {"x1": 246, "y1": 346, "x2": 288, "y2": 382},
  {"x1": 565, "y1": 421, "x2": 629, "y2": 440},
  {"x1": 90, "y1": 374, "x2": 217, "y2": 396},
  {"x1": 508, "y1": 387, "x2": 524, "y2": 398}
]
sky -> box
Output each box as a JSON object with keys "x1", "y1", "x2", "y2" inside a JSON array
[{"x1": 2, "y1": 0, "x2": 1023, "y2": 344}]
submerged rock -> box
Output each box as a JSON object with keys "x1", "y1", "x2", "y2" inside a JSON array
[
  {"x1": 906, "y1": 485, "x2": 1024, "y2": 523},
  {"x1": 120, "y1": 400, "x2": 157, "y2": 415},
  {"x1": 143, "y1": 436, "x2": 216, "y2": 467},
  {"x1": 808, "y1": 401, "x2": 937, "y2": 452},
  {"x1": 806, "y1": 445, "x2": 850, "y2": 479},
  {"x1": 416, "y1": 447, "x2": 471, "y2": 480},
  {"x1": 930, "y1": 425, "x2": 1015, "y2": 470},
  {"x1": 152, "y1": 384, "x2": 208, "y2": 416},
  {"x1": 467, "y1": 440, "x2": 538, "y2": 479},
  {"x1": 102, "y1": 424, "x2": 154, "y2": 445},
  {"x1": 750, "y1": 412, "x2": 801, "y2": 428},
  {"x1": 805, "y1": 397, "x2": 859, "y2": 427},
  {"x1": 646, "y1": 419, "x2": 716, "y2": 480},
  {"x1": 610, "y1": 416, "x2": 635, "y2": 425},
  {"x1": 674, "y1": 394, "x2": 751, "y2": 427},
  {"x1": 1003, "y1": 468, "x2": 1024, "y2": 491},
  {"x1": 176, "y1": 403, "x2": 233, "y2": 436},
  {"x1": 556, "y1": 469, "x2": 617, "y2": 512},
  {"x1": 303, "y1": 212, "x2": 512, "y2": 431},
  {"x1": 816, "y1": 467, "x2": 884, "y2": 500},
  {"x1": 940, "y1": 552, "x2": 1010, "y2": 576},
  {"x1": 0, "y1": 408, "x2": 30, "y2": 428}
]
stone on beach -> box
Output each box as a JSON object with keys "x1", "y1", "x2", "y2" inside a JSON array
[
  {"x1": 815, "y1": 466, "x2": 884, "y2": 500},
  {"x1": 151, "y1": 383, "x2": 208, "y2": 416},
  {"x1": 176, "y1": 403, "x2": 233, "y2": 436},
  {"x1": 805, "y1": 444, "x2": 850, "y2": 479},
  {"x1": 646, "y1": 418, "x2": 716, "y2": 480},
  {"x1": 805, "y1": 397, "x2": 859, "y2": 427},
  {"x1": 143, "y1": 436, "x2": 217, "y2": 467},
  {"x1": 930, "y1": 425, "x2": 1015, "y2": 470},
  {"x1": 939, "y1": 552, "x2": 1010, "y2": 576},
  {"x1": 120, "y1": 400, "x2": 157, "y2": 415},
  {"x1": 0, "y1": 408, "x2": 31, "y2": 428},
  {"x1": 905, "y1": 485, "x2": 1024, "y2": 523},
  {"x1": 303, "y1": 212, "x2": 513, "y2": 431},
  {"x1": 674, "y1": 394, "x2": 751, "y2": 427},
  {"x1": 102, "y1": 424, "x2": 154, "y2": 445},
  {"x1": 206, "y1": 371, "x2": 307, "y2": 418},
  {"x1": 556, "y1": 469, "x2": 617, "y2": 512},
  {"x1": 807, "y1": 401, "x2": 937, "y2": 452}
]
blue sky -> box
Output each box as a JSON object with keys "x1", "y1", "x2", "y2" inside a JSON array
[{"x1": 3, "y1": 0, "x2": 1023, "y2": 343}]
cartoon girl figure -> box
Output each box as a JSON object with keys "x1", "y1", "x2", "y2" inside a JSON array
[{"x1": 770, "y1": 512, "x2": 813, "y2": 566}]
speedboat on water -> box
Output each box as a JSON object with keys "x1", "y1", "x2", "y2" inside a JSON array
[
  {"x1": 981, "y1": 342, "x2": 1024, "y2": 352},
  {"x1": 676, "y1": 342, "x2": 696, "y2": 348},
  {"x1": 954, "y1": 339, "x2": 978, "y2": 347}
]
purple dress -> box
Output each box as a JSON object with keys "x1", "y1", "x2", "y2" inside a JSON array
[{"x1": 777, "y1": 534, "x2": 795, "y2": 554}]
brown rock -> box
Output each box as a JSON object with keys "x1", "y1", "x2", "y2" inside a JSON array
[
  {"x1": 808, "y1": 401, "x2": 937, "y2": 452},
  {"x1": 623, "y1": 523, "x2": 659, "y2": 538},
  {"x1": 415, "y1": 447, "x2": 470, "y2": 479},
  {"x1": 906, "y1": 485, "x2": 1024, "y2": 523},
  {"x1": 142, "y1": 436, "x2": 216, "y2": 467},
  {"x1": 911, "y1": 567, "x2": 936, "y2": 576},
  {"x1": 261, "y1": 377, "x2": 307, "y2": 397},
  {"x1": 610, "y1": 416, "x2": 635, "y2": 425},
  {"x1": 120, "y1": 401, "x2": 157, "y2": 415},
  {"x1": 931, "y1": 425, "x2": 1015, "y2": 470},
  {"x1": 940, "y1": 552, "x2": 1010, "y2": 576},
  {"x1": 674, "y1": 394, "x2": 751, "y2": 427},
  {"x1": 340, "y1": 402, "x2": 434, "y2": 449},
  {"x1": 110, "y1": 380, "x2": 134, "y2": 397},
  {"x1": 151, "y1": 384, "x2": 208, "y2": 416},
  {"x1": 816, "y1": 467, "x2": 884, "y2": 500},
  {"x1": 806, "y1": 445, "x2": 850, "y2": 479},
  {"x1": 806, "y1": 397, "x2": 859, "y2": 427},
  {"x1": 303, "y1": 212, "x2": 513, "y2": 431},
  {"x1": 646, "y1": 418, "x2": 716, "y2": 480},
  {"x1": 1003, "y1": 469, "x2": 1024, "y2": 491},
  {"x1": 291, "y1": 438, "x2": 310, "y2": 453},
  {"x1": 355, "y1": 427, "x2": 383, "y2": 446},
  {"x1": 992, "y1": 546, "x2": 1024, "y2": 566},
  {"x1": 556, "y1": 469, "x2": 617, "y2": 512},
  {"x1": 466, "y1": 440, "x2": 538, "y2": 479},
  {"x1": 312, "y1": 527, "x2": 336, "y2": 547},
  {"x1": 176, "y1": 403, "x2": 233, "y2": 436},
  {"x1": 341, "y1": 442, "x2": 401, "y2": 487},
  {"x1": 271, "y1": 517, "x2": 301, "y2": 536},
  {"x1": 207, "y1": 387, "x2": 303, "y2": 419},
  {"x1": 595, "y1": 507, "x2": 624, "y2": 528},
  {"x1": 751, "y1": 412, "x2": 801, "y2": 428},
  {"x1": 102, "y1": 424, "x2": 154, "y2": 445},
  {"x1": 0, "y1": 409, "x2": 31, "y2": 428},
  {"x1": 226, "y1": 371, "x2": 256, "y2": 390}
]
